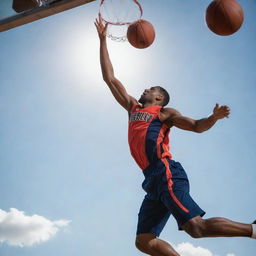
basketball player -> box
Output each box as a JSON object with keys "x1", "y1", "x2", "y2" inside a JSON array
[{"x1": 95, "y1": 16, "x2": 256, "y2": 256}]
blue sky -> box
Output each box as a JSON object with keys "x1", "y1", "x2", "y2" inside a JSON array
[{"x1": 0, "y1": 0, "x2": 256, "y2": 255}]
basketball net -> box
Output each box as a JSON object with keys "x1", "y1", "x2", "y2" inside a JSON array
[{"x1": 99, "y1": 0, "x2": 143, "y2": 42}]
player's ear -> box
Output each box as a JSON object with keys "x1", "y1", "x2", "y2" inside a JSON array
[{"x1": 156, "y1": 94, "x2": 163, "y2": 103}]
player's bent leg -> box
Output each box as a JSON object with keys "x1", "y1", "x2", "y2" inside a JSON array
[
  {"x1": 182, "y1": 215, "x2": 253, "y2": 238},
  {"x1": 135, "y1": 233, "x2": 180, "y2": 256}
]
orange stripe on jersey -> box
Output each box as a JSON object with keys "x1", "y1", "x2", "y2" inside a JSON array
[{"x1": 156, "y1": 124, "x2": 172, "y2": 159}]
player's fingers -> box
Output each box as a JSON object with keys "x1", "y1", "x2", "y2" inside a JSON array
[
  {"x1": 95, "y1": 19, "x2": 99, "y2": 27},
  {"x1": 213, "y1": 103, "x2": 218, "y2": 113},
  {"x1": 95, "y1": 19, "x2": 105, "y2": 32},
  {"x1": 217, "y1": 107, "x2": 230, "y2": 115},
  {"x1": 95, "y1": 23, "x2": 101, "y2": 33},
  {"x1": 99, "y1": 13, "x2": 103, "y2": 24},
  {"x1": 94, "y1": 22, "x2": 100, "y2": 32},
  {"x1": 223, "y1": 105, "x2": 230, "y2": 110},
  {"x1": 222, "y1": 110, "x2": 230, "y2": 116},
  {"x1": 97, "y1": 20, "x2": 105, "y2": 31},
  {"x1": 96, "y1": 18, "x2": 103, "y2": 29},
  {"x1": 103, "y1": 22, "x2": 109, "y2": 32},
  {"x1": 223, "y1": 109, "x2": 230, "y2": 115},
  {"x1": 219, "y1": 105, "x2": 228, "y2": 112},
  {"x1": 225, "y1": 109, "x2": 230, "y2": 117}
]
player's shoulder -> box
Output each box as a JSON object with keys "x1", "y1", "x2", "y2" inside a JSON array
[
  {"x1": 160, "y1": 107, "x2": 181, "y2": 124},
  {"x1": 161, "y1": 107, "x2": 181, "y2": 116}
]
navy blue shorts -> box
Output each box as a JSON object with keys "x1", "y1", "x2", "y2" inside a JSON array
[{"x1": 136, "y1": 158, "x2": 205, "y2": 237}]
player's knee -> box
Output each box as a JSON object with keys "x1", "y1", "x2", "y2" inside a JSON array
[
  {"x1": 135, "y1": 233, "x2": 156, "y2": 252},
  {"x1": 183, "y1": 218, "x2": 206, "y2": 238},
  {"x1": 188, "y1": 228, "x2": 204, "y2": 238},
  {"x1": 135, "y1": 234, "x2": 147, "y2": 252},
  {"x1": 135, "y1": 235, "x2": 180, "y2": 256},
  {"x1": 135, "y1": 237, "x2": 142, "y2": 251}
]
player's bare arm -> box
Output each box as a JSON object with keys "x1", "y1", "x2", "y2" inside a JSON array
[
  {"x1": 95, "y1": 16, "x2": 138, "y2": 112},
  {"x1": 162, "y1": 103, "x2": 230, "y2": 132}
]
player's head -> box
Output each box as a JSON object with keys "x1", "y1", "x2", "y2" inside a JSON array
[{"x1": 139, "y1": 86, "x2": 170, "y2": 106}]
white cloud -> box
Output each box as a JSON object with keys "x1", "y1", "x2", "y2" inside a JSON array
[
  {"x1": 0, "y1": 208, "x2": 70, "y2": 247},
  {"x1": 174, "y1": 242, "x2": 235, "y2": 256}
]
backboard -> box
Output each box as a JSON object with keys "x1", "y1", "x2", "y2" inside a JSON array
[{"x1": 0, "y1": 0, "x2": 96, "y2": 33}]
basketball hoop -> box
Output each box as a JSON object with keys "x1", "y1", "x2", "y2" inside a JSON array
[{"x1": 99, "y1": 0, "x2": 143, "y2": 42}]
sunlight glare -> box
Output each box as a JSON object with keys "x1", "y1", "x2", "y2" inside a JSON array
[{"x1": 62, "y1": 26, "x2": 152, "y2": 98}]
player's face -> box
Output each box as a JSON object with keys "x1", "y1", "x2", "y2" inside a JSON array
[{"x1": 139, "y1": 87, "x2": 161, "y2": 104}]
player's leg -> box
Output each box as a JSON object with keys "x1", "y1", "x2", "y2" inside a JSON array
[
  {"x1": 135, "y1": 233, "x2": 180, "y2": 256},
  {"x1": 136, "y1": 194, "x2": 179, "y2": 256},
  {"x1": 182, "y1": 216, "x2": 255, "y2": 238},
  {"x1": 159, "y1": 159, "x2": 256, "y2": 240},
  {"x1": 159, "y1": 159, "x2": 206, "y2": 232}
]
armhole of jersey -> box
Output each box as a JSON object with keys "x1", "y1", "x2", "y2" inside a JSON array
[
  {"x1": 158, "y1": 107, "x2": 174, "y2": 128},
  {"x1": 129, "y1": 104, "x2": 140, "y2": 114},
  {"x1": 157, "y1": 106, "x2": 164, "y2": 121}
]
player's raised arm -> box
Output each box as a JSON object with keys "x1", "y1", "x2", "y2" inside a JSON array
[
  {"x1": 94, "y1": 16, "x2": 138, "y2": 112},
  {"x1": 163, "y1": 104, "x2": 230, "y2": 133}
]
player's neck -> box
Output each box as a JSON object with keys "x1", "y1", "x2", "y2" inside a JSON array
[{"x1": 142, "y1": 102, "x2": 161, "y2": 109}]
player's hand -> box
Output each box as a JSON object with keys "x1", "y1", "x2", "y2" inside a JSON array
[
  {"x1": 94, "y1": 14, "x2": 108, "y2": 41},
  {"x1": 212, "y1": 103, "x2": 230, "y2": 120}
]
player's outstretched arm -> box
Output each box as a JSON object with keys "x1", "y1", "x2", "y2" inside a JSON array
[
  {"x1": 94, "y1": 16, "x2": 138, "y2": 112},
  {"x1": 164, "y1": 104, "x2": 230, "y2": 133}
]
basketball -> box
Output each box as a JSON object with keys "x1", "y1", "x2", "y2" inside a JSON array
[
  {"x1": 205, "y1": 0, "x2": 244, "y2": 36},
  {"x1": 127, "y1": 19, "x2": 155, "y2": 49}
]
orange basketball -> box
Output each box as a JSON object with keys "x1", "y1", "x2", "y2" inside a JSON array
[
  {"x1": 206, "y1": 0, "x2": 244, "y2": 36},
  {"x1": 127, "y1": 19, "x2": 155, "y2": 49}
]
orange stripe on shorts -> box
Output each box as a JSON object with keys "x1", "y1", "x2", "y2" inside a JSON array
[{"x1": 161, "y1": 158, "x2": 189, "y2": 213}]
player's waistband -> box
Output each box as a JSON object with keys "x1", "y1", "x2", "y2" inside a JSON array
[{"x1": 143, "y1": 156, "x2": 172, "y2": 178}]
